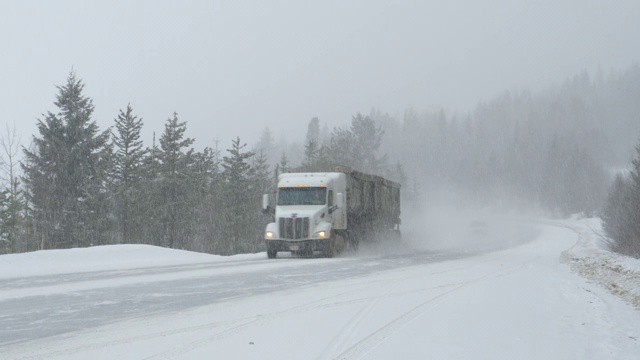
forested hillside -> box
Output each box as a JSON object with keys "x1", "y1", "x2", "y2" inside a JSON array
[{"x1": 1, "y1": 65, "x2": 639, "y2": 255}]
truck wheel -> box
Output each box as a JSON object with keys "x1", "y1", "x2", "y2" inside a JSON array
[
  {"x1": 303, "y1": 247, "x2": 314, "y2": 257},
  {"x1": 267, "y1": 249, "x2": 277, "y2": 259},
  {"x1": 322, "y1": 239, "x2": 335, "y2": 258}
]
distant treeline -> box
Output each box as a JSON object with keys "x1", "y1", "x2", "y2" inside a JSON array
[
  {"x1": 1, "y1": 65, "x2": 639, "y2": 257},
  {"x1": 380, "y1": 67, "x2": 640, "y2": 217}
]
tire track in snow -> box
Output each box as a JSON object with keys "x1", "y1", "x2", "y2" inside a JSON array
[
  {"x1": 140, "y1": 278, "x2": 397, "y2": 360},
  {"x1": 332, "y1": 256, "x2": 540, "y2": 360},
  {"x1": 2, "y1": 297, "x2": 253, "y2": 360},
  {"x1": 141, "y1": 275, "x2": 457, "y2": 360},
  {"x1": 317, "y1": 278, "x2": 403, "y2": 360}
]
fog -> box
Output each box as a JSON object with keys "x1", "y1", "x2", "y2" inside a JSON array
[
  {"x1": 2, "y1": 1, "x2": 640, "y2": 147},
  {"x1": 2, "y1": 1, "x2": 640, "y2": 256}
]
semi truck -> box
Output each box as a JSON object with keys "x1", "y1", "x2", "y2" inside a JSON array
[{"x1": 262, "y1": 166, "x2": 401, "y2": 258}]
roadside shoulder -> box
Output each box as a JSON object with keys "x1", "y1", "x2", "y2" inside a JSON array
[{"x1": 560, "y1": 217, "x2": 640, "y2": 310}]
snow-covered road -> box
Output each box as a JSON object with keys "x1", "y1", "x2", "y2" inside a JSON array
[{"x1": 1, "y1": 218, "x2": 639, "y2": 359}]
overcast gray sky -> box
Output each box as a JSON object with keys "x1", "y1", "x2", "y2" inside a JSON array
[{"x1": 1, "y1": 0, "x2": 639, "y2": 149}]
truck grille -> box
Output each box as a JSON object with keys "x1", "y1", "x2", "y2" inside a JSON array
[{"x1": 279, "y1": 217, "x2": 310, "y2": 239}]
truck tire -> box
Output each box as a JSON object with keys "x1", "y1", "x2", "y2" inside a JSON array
[
  {"x1": 323, "y1": 234, "x2": 346, "y2": 258},
  {"x1": 302, "y1": 247, "x2": 314, "y2": 257},
  {"x1": 322, "y1": 239, "x2": 335, "y2": 258}
]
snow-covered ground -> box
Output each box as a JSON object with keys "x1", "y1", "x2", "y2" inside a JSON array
[
  {"x1": 0, "y1": 216, "x2": 639, "y2": 359},
  {"x1": 558, "y1": 217, "x2": 640, "y2": 310}
]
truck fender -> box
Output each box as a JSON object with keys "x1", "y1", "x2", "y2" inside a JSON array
[
  {"x1": 313, "y1": 221, "x2": 333, "y2": 238},
  {"x1": 265, "y1": 222, "x2": 278, "y2": 239}
]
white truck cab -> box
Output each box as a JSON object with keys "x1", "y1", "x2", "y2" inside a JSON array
[{"x1": 263, "y1": 172, "x2": 346, "y2": 258}]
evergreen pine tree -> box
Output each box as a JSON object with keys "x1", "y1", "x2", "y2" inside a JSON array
[
  {"x1": 602, "y1": 175, "x2": 634, "y2": 253},
  {"x1": 111, "y1": 104, "x2": 148, "y2": 244},
  {"x1": 350, "y1": 113, "x2": 385, "y2": 173},
  {"x1": 251, "y1": 149, "x2": 272, "y2": 252},
  {"x1": 138, "y1": 133, "x2": 163, "y2": 246},
  {"x1": 303, "y1": 139, "x2": 319, "y2": 171},
  {"x1": 328, "y1": 126, "x2": 354, "y2": 169},
  {"x1": 256, "y1": 127, "x2": 275, "y2": 165},
  {"x1": 22, "y1": 72, "x2": 111, "y2": 249},
  {"x1": 157, "y1": 113, "x2": 195, "y2": 249},
  {"x1": 327, "y1": 113, "x2": 385, "y2": 174},
  {"x1": 220, "y1": 137, "x2": 255, "y2": 254},
  {"x1": 601, "y1": 139, "x2": 640, "y2": 258},
  {"x1": 190, "y1": 146, "x2": 221, "y2": 253},
  {"x1": 279, "y1": 152, "x2": 290, "y2": 173},
  {"x1": 252, "y1": 149, "x2": 271, "y2": 195},
  {"x1": 306, "y1": 117, "x2": 320, "y2": 144}
]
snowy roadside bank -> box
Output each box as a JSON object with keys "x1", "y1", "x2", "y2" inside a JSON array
[
  {"x1": 0, "y1": 244, "x2": 263, "y2": 280},
  {"x1": 559, "y1": 218, "x2": 640, "y2": 310}
]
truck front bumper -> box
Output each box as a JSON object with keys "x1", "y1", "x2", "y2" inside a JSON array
[{"x1": 265, "y1": 239, "x2": 328, "y2": 252}]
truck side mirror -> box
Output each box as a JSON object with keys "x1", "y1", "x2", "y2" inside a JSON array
[{"x1": 262, "y1": 194, "x2": 270, "y2": 211}]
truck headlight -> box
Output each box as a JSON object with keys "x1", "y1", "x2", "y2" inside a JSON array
[
  {"x1": 315, "y1": 231, "x2": 328, "y2": 239},
  {"x1": 266, "y1": 231, "x2": 274, "y2": 239}
]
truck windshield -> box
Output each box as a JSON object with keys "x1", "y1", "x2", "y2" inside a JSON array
[{"x1": 278, "y1": 187, "x2": 327, "y2": 206}]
